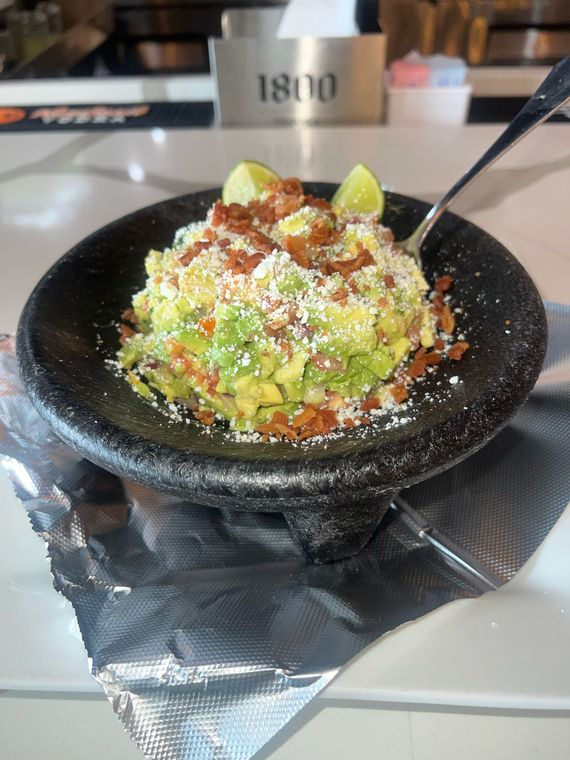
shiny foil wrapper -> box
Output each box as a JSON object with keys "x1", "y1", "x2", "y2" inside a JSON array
[{"x1": 1, "y1": 302, "x2": 569, "y2": 760}]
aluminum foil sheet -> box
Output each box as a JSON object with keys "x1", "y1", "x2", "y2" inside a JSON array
[{"x1": 1, "y1": 302, "x2": 569, "y2": 760}]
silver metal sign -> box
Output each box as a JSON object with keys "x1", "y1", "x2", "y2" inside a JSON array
[{"x1": 209, "y1": 35, "x2": 386, "y2": 127}]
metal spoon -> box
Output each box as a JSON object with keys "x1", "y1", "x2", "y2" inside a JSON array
[{"x1": 402, "y1": 56, "x2": 570, "y2": 267}]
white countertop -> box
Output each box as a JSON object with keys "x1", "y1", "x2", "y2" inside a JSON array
[{"x1": 1, "y1": 125, "x2": 570, "y2": 759}]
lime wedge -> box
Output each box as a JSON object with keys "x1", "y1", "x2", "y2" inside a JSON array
[
  {"x1": 221, "y1": 160, "x2": 281, "y2": 205},
  {"x1": 331, "y1": 163, "x2": 385, "y2": 220}
]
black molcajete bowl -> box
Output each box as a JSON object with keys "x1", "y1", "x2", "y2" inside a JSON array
[{"x1": 17, "y1": 184, "x2": 547, "y2": 563}]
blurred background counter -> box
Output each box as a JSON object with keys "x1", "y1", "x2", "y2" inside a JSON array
[{"x1": 0, "y1": 0, "x2": 568, "y2": 129}]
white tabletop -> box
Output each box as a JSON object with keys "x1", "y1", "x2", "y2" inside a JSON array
[{"x1": 1, "y1": 125, "x2": 570, "y2": 759}]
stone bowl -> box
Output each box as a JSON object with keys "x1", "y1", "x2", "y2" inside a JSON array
[{"x1": 16, "y1": 184, "x2": 547, "y2": 562}]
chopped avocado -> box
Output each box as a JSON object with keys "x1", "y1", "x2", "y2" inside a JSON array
[
  {"x1": 254, "y1": 403, "x2": 297, "y2": 424},
  {"x1": 342, "y1": 224, "x2": 379, "y2": 253},
  {"x1": 354, "y1": 346, "x2": 396, "y2": 380},
  {"x1": 258, "y1": 383, "x2": 283, "y2": 406},
  {"x1": 391, "y1": 336, "x2": 411, "y2": 366},
  {"x1": 277, "y1": 207, "x2": 319, "y2": 236},
  {"x1": 179, "y1": 268, "x2": 216, "y2": 308},
  {"x1": 310, "y1": 303, "x2": 377, "y2": 357},
  {"x1": 152, "y1": 300, "x2": 185, "y2": 333},
  {"x1": 304, "y1": 361, "x2": 342, "y2": 386},
  {"x1": 232, "y1": 374, "x2": 258, "y2": 396},
  {"x1": 259, "y1": 352, "x2": 277, "y2": 379},
  {"x1": 118, "y1": 334, "x2": 147, "y2": 369},
  {"x1": 329, "y1": 358, "x2": 377, "y2": 397},
  {"x1": 282, "y1": 380, "x2": 304, "y2": 402},
  {"x1": 276, "y1": 272, "x2": 308, "y2": 297},
  {"x1": 235, "y1": 396, "x2": 259, "y2": 419},
  {"x1": 420, "y1": 308, "x2": 436, "y2": 348},
  {"x1": 304, "y1": 385, "x2": 326, "y2": 405},
  {"x1": 376, "y1": 309, "x2": 407, "y2": 342},
  {"x1": 273, "y1": 351, "x2": 307, "y2": 383},
  {"x1": 127, "y1": 371, "x2": 154, "y2": 399},
  {"x1": 176, "y1": 329, "x2": 209, "y2": 356},
  {"x1": 145, "y1": 249, "x2": 162, "y2": 276}
]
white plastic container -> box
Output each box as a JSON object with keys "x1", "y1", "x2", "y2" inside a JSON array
[{"x1": 386, "y1": 84, "x2": 472, "y2": 126}]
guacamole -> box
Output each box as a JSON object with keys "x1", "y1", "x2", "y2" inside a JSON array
[{"x1": 117, "y1": 178, "x2": 462, "y2": 440}]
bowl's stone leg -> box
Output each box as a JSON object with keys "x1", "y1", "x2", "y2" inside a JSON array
[{"x1": 283, "y1": 489, "x2": 398, "y2": 563}]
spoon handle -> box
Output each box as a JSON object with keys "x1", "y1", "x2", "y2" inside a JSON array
[{"x1": 417, "y1": 55, "x2": 570, "y2": 249}]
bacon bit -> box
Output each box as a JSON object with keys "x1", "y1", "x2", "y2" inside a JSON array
[
  {"x1": 325, "y1": 392, "x2": 345, "y2": 410},
  {"x1": 262, "y1": 179, "x2": 282, "y2": 196},
  {"x1": 356, "y1": 416, "x2": 371, "y2": 426},
  {"x1": 179, "y1": 247, "x2": 200, "y2": 266},
  {"x1": 407, "y1": 324, "x2": 420, "y2": 350},
  {"x1": 248, "y1": 198, "x2": 277, "y2": 226},
  {"x1": 248, "y1": 228, "x2": 276, "y2": 253},
  {"x1": 226, "y1": 202, "x2": 251, "y2": 221},
  {"x1": 434, "y1": 338, "x2": 445, "y2": 351},
  {"x1": 202, "y1": 227, "x2": 217, "y2": 242},
  {"x1": 211, "y1": 200, "x2": 225, "y2": 226},
  {"x1": 435, "y1": 275, "x2": 453, "y2": 293},
  {"x1": 258, "y1": 409, "x2": 291, "y2": 437},
  {"x1": 431, "y1": 293, "x2": 444, "y2": 312},
  {"x1": 310, "y1": 352, "x2": 344, "y2": 372},
  {"x1": 193, "y1": 409, "x2": 215, "y2": 425},
  {"x1": 407, "y1": 348, "x2": 441, "y2": 379},
  {"x1": 378, "y1": 296, "x2": 388, "y2": 308},
  {"x1": 259, "y1": 404, "x2": 340, "y2": 441},
  {"x1": 305, "y1": 195, "x2": 333, "y2": 213},
  {"x1": 119, "y1": 322, "x2": 135, "y2": 345},
  {"x1": 390, "y1": 383, "x2": 409, "y2": 403},
  {"x1": 164, "y1": 337, "x2": 185, "y2": 357},
  {"x1": 198, "y1": 316, "x2": 216, "y2": 338},
  {"x1": 384, "y1": 274, "x2": 396, "y2": 289},
  {"x1": 243, "y1": 251, "x2": 265, "y2": 274},
  {"x1": 380, "y1": 228, "x2": 395, "y2": 242},
  {"x1": 360, "y1": 397, "x2": 380, "y2": 412},
  {"x1": 280, "y1": 340, "x2": 292, "y2": 357},
  {"x1": 224, "y1": 248, "x2": 248, "y2": 273},
  {"x1": 346, "y1": 277, "x2": 359, "y2": 294},
  {"x1": 272, "y1": 411, "x2": 289, "y2": 426},
  {"x1": 448, "y1": 340, "x2": 470, "y2": 360},
  {"x1": 316, "y1": 277, "x2": 326, "y2": 287},
  {"x1": 318, "y1": 409, "x2": 336, "y2": 427},
  {"x1": 283, "y1": 235, "x2": 311, "y2": 268},
  {"x1": 330, "y1": 287, "x2": 349, "y2": 303},
  {"x1": 326, "y1": 245, "x2": 375, "y2": 279},
  {"x1": 308, "y1": 217, "x2": 332, "y2": 246},
  {"x1": 344, "y1": 418, "x2": 355, "y2": 428},
  {"x1": 261, "y1": 434, "x2": 269, "y2": 443},
  {"x1": 274, "y1": 194, "x2": 303, "y2": 220},
  {"x1": 282, "y1": 178, "x2": 303, "y2": 196},
  {"x1": 439, "y1": 303, "x2": 456, "y2": 334},
  {"x1": 292, "y1": 406, "x2": 317, "y2": 428},
  {"x1": 217, "y1": 237, "x2": 231, "y2": 248},
  {"x1": 206, "y1": 370, "x2": 220, "y2": 393},
  {"x1": 121, "y1": 307, "x2": 138, "y2": 325}
]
